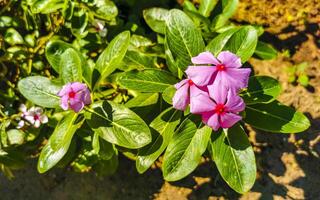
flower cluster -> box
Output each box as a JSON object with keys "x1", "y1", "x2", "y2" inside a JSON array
[
  {"x1": 18, "y1": 104, "x2": 48, "y2": 128},
  {"x1": 58, "y1": 82, "x2": 91, "y2": 113},
  {"x1": 173, "y1": 51, "x2": 251, "y2": 131}
]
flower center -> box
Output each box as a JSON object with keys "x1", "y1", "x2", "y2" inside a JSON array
[
  {"x1": 68, "y1": 91, "x2": 76, "y2": 98},
  {"x1": 215, "y1": 104, "x2": 226, "y2": 114},
  {"x1": 33, "y1": 115, "x2": 40, "y2": 121},
  {"x1": 216, "y1": 64, "x2": 226, "y2": 71},
  {"x1": 188, "y1": 79, "x2": 194, "y2": 86}
]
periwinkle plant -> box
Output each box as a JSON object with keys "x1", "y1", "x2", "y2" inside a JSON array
[{"x1": 13, "y1": 2, "x2": 310, "y2": 195}]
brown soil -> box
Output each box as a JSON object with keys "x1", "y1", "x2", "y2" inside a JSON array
[{"x1": 1, "y1": 1, "x2": 320, "y2": 199}]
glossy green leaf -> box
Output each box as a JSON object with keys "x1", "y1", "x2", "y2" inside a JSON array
[
  {"x1": 123, "y1": 50, "x2": 156, "y2": 70},
  {"x1": 136, "y1": 108, "x2": 181, "y2": 173},
  {"x1": 92, "y1": 132, "x2": 114, "y2": 160},
  {"x1": 241, "y1": 76, "x2": 281, "y2": 105},
  {"x1": 7, "y1": 129, "x2": 25, "y2": 146},
  {"x1": 45, "y1": 40, "x2": 90, "y2": 84},
  {"x1": 212, "y1": 0, "x2": 238, "y2": 30},
  {"x1": 71, "y1": 9, "x2": 89, "y2": 38},
  {"x1": 125, "y1": 93, "x2": 159, "y2": 108},
  {"x1": 223, "y1": 26, "x2": 258, "y2": 62},
  {"x1": 18, "y1": 76, "x2": 62, "y2": 108},
  {"x1": 4, "y1": 28, "x2": 24, "y2": 45},
  {"x1": 162, "y1": 120, "x2": 212, "y2": 181},
  {"x1": 27, "y1": 0, "x2": 65, "y2": 14},
  {"x1": 85, "y1": 101, "x2": 151, "y2": 149},
  {"x1": 143, "y1": 8, "x2": 169, "y2": 34},
  {"x1": 207, "y1": 26, "x2": 257, "y2": 62},
  {"x1": 93, "y1": 152, "x2": 118, "y2": 176},
  {"x1": 206, "y1": 27, "x2": 239, "y2": 55},
  {"x1": 210, "y1": 124, "x2": 256, "y2": 194},
  {"x1": 162, "y1": 85, "x2": 176, "y2": 105},
  {"x1": 92, "y1": 0, "x2": 118, "y2": 21},
  {"x1": 254, "y1": 41, "x2": 278, "y2": 60},
  {"x1": 60, "y1": 48, "x2": 82, "y2": 83},
  {"x1": 166, "y1": 9, "x2": 205, "y2": 71},
  {"x1": 93, "y1": 31, "x2": 130, "y2": 89},
  {"x1": 38, "y1": 113, "x2": 83, "y2": 173},
  {"x1": 117, "y1": 69, "x2": 178, "y2": 92},
  {"x1": 199, "y1": 0, "x2": 218, "y2": 17},
  {"x1": 244, "y1": 101, "x2": 310, "y2": 133}
]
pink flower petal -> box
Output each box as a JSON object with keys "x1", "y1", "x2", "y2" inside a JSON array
[
  {"x1": 34, "y1": 120, "x2": 41, "y2": 128},
  {"x1": 58, "y1": 83, "x2": 72, "y2": 96},
  {"x1": 217, "y1": 51, "x2": 242, "y2": 68},
  {"x1": 174, "y1": 79, "x2": 189, "y2": 89},
  {"x1": 70, "y1": 101, "x2": 84, "y2": 113},
  {"x1": 206, "y1": 113, "x2": 220, "y2": 131},
  {"x1": 220, "y1": 112, "x2": 242, "y2": 128},
  {"x1": 225, "y1": 68, "x2": 251, "y2": 89},
  {"x1": 208, "y1": 81, "x2": 228, "y2": 104},
  {"x1": 60, "y1": 95, "x2": 69, "y2": 110},
  {"x1": 40, "y1": 115, "x2": 48, "y2": 124},
  {"x1": 191, "y1": 51, "x2": 219, "y2": 65},
  {"x1": 190, "y1": 89, "x2": 215, "y2": 114},
  {"x1": 172, "y1": 83, "x2": 190, "y2": 111},
  {"x1": 71, "y1": 82, "x2": 87, "y2": 93},
  {"x1": 82, "y1": 88, "x2": 92, "y2": 105},
  {"x1": 225, "y1": 90, "x2": 245, "y2": 113},
  {"x1": 185, "y1": 66, "x2": 216, "y2": 86}
]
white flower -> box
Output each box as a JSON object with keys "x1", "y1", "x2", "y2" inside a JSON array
[
  {"x1": 93, "y1": 19, "x2": 107, "y2": 37},
  {"x1": 18, "y1": 104, "x2": 48, "y2": 128}
]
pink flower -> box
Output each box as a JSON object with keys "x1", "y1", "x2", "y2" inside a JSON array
[
  {"x1": 57, "y1": 82, "x2": 91, "y2": 113},
  {"x1": 18, "y1": 104, "x2": 48, "y2": 128},
  {"x1": 190, "y1": 83, "x2": 245, "y2": 131},
  {"x1": 186, "y1": 51, "x2": 251, "y2": 90},
  {"x1": 172, "y1": 79, "x2": 211, "y2": 112}
]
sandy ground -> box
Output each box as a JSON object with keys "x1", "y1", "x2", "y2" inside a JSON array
[{"x1": 1, "y1": 0, "x2": 320, "y2": 199}]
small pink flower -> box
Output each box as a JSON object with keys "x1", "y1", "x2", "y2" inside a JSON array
[
  {"x1": 18, "y1": 104, "x2": 48, "y2": 128},
  {"x1": 190, "y1": 83, "x2": 245, "y2": 131},
  {"x1": 93, "y1": 19, "x2": 107, "y2": 37},
  {"x1": 186, "y1": 51, "x2": 251, "y2": 90},
  {"x1": 57, "y1": 82, "x2": 91, "y2": 113},
  {"x1": 172, "y1": 79, "x2": 212, "y2": 112}
]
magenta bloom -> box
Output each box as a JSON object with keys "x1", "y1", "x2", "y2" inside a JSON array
[
  {"x1": 57, "y1": 82, "x2": 91, "y2": 113},
  {"x1": 172, "y1": 79, "x2": 212, "y2": 112},
  {"x1": 191, "y1": 83, "x2": 245, "y2": 131},
  {"x1": 186, "y1": 51, "x2": 251, "y2": 90}
]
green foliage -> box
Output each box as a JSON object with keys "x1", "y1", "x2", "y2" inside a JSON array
[{"x1": 0, "y1": 0, "x2": 311, "y2": 194}]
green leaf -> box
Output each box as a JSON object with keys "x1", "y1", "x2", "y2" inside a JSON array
[
  {"x1": 27, "y1": 0, "x2": 65, "y2": 14},
  {"x1": 241, "y1": 76, "x2": 281, "y2": 105},
  {"x1": 123, "y1": 50, "x2": 156, "y2": 70},
  {"x1": 244, "y1": 101, "x2": 310, "y2": 133},
  {"x1": 38, "y1": 113, "x2": 83, "y2": 173},
  {"x1": 93, "y1": 31, "x2": 130, "y2": 89},
  {"x1": 71, "y1": 8, "x2": 89, "y2": 38},
  {"x1": 93, "y1": 151, "x2": 118, "y2": 176},
  {"x1": 162, "y1": 120, "x2": 212, "y2": 181},
  {"x1": 117, "y1": 69, "x2": 178, "y2": 92},
  {"x1": 207, "y1": 26, "x2": 258, "y2": 62},
  {"x1": 60, "y1": 48, "x2": 82, "y2": 83},
  {"x1": 85, "y1": 101, "x2": 151, "y2": 149},
  {"x1": 222, "y1": 26, "x2": 258, "y2": 62},
  {"x1": 143, "y1": 8, "x2": 169, "y2": 34},
  {"x1": 166, "y1": 9, "x2": 205, "y2": 71},
  {"x1": 210, "y1": 124, "x2": 256, "y2": 193},
  {"x1": 4, "y1": 28, "x2": 24, "y2": 45},
  {"x1": 206, "y1": 27, "x2": 239, "y2": 55},
  {"x1": 125, "y1": 93, "x2": 159, "y2": 108},
  {"x1": 18, "y1": 76, "x2": 62, "y2": 108},
  {"x1": 162, "y1": 85, "x2": 176, "y2": 105},
  {"x1": 136, "y1": 108, "x2": 181, "y2": 173},
  {"x1": 199, "y1": 0, "x2": 218, "y2": 17},
  {"x1": 92, "y1": 132, "x2": 114, "y2": 160},
  {"x1": 7, "y1": 129, "x2": 25, "y2": 146},
  {"x1": 92, "y1": 0, "x2": 118, "y2": 21},
  {"x1": 45, "y1": 40, "x2": 90, "y2": 85},
  {"x1": 211, "y1": 0, "x2": 238, "y2": 30},
  {"x1": 254, "y1": 41, "x2": 278, "y2": 60}
]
